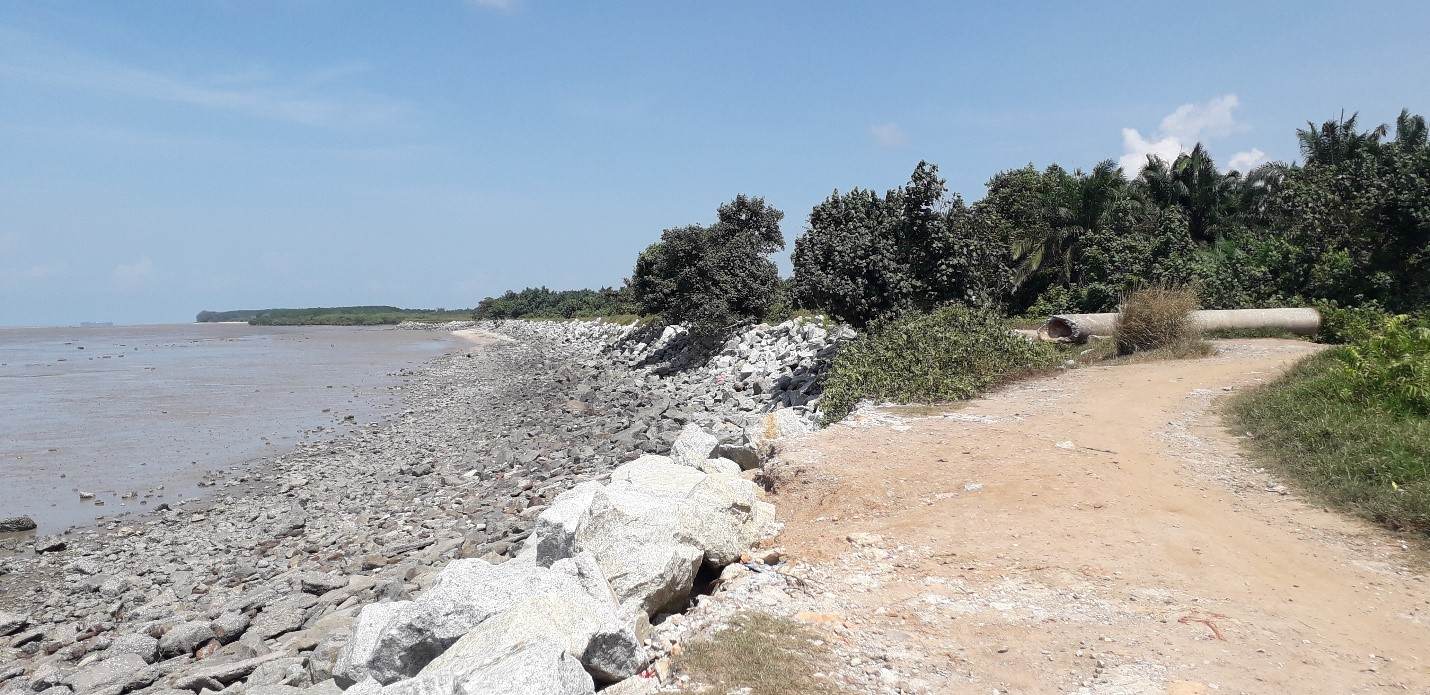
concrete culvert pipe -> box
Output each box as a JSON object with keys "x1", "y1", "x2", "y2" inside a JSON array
[{"x1": 1042, "y1": 308, "x2": 1321, "y2": 343}]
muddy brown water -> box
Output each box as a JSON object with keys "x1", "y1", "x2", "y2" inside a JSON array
[{"x1": 0, "y1": 323, "x2": 459, "y2": 534}]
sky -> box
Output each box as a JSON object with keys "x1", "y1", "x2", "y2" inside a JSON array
[{"x1": 2, "y1": 1, "x2": 1428, "y2": 326}]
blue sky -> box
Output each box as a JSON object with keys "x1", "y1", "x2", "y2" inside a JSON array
[{"x1": 2, "y1": 1, "x2": 1428, "y2": 326}]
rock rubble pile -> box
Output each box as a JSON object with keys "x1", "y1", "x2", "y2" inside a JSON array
[{"x1": 0, "y1": 318, "x2": 845, "y2": 695}]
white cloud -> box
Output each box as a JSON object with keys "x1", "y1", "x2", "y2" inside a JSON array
[
  {"x1": 869, "y1": 122, "x2": 908, "y2": 148},
  {"x1": 1228, "y1": 148, "x2": 1267, "y2": 173},
  {"x1": 1119, "y1": 128, "x2": 1185, "y2": 175},
  {"x1": 0, "y1": 29, "x2": 405, "y2": 129},
  {"x1": 112, "y1": 257, "x2": 154, "y2": 290},
  {"x1": 1118, "y1": 94, "x2": 1259, "y2": 176},
  {"x1": 1158, "y1": 94, "x2": 1246, "y2": 142}
]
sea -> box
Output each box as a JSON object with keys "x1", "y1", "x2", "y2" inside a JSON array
[{"x1": 0, "y1": 323, "x2": 459, "y2": 534}]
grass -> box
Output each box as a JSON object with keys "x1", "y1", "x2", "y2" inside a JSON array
[
  {"x1": 818, "y1": 304, "x2": 1058, "y2": 423},
  {"x1": 1069, "y1": 336, "x2": 1216, "y2": 365},
  {"x1": 673, "y1": 613, "x2": 846, "y2": 695},
  {"x1": 1229, "y1": 349, "x2": 1430, "y2": 536},
  {"x1": 1114, "y1": 286, "x2": 1205, "y2": 356},
  {"x1": 1203, "y1": 326, "x2": 1310, "y2": 340}
]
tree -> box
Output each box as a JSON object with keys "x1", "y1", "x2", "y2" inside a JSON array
[
  {"x1": 1296, "y1": 111, "x2": 1388, "y2": 166},
  {"x1": 792, "y1": 186, "x2": 911, "y2": 327},
  {"x1": 983, "y1": 160, "x2": 1130, "y2": 310},
  {"x1": 1264, "y1": 111, "x2": 1430, "y2": 310},
  {"x1": 792, "y1": 161, "x2": 1014, "y2": 326},
  {"x1": 1132, "y1": 144, "x2": 1237, "y2": 243},
  {"x1": 630, "y1": 196, "x2": 786, "y2": 342}
]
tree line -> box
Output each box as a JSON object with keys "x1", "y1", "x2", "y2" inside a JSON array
[{"x1": 476, "y1": 108, "x2": 1428, "y2": 338}]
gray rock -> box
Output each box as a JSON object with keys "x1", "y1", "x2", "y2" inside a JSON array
[
  {"x1": 208, "y1": 614, "x2": 249, "y2": 645},
  {"x1": 167, "y1": 652, "x2": 288, "y2": 690},
  {"x1": 248, "y1": 596, "x2": 314, "y2": 640},
  {"x1": 342, "y1": 678, "x2": 382, "y2": 695},
  {"x1": 108, "y1": 633, "x2": 160, "y2": 664},
  {"x1": 245, "y1": 687, "x2": 303, "y2": 695},
  {"x1": 532, "y1": 456, "x2": 777, "y2": 616},
  {"x1": 418, "y1": 590, "x2": 639, "y2": 684},
  {"x1": 697, "y1": 457, "x2": 741, "y2": 476},
  {"x1": 387, "y1": 640, "x2": 592, "y2": 695},
  {"x1": 33, "y1": 537, "x2": 66, "y2": 553},
  {"x1": 27, "y1": 662, "x2": 66, "y2": 691},
  {"x1": 301, "y1": 681, "x2": 341, "y2": 695},
  {"x1": 64, "y1": 653, "x2": 157, "y2": 694},
  {"x1": 296, "y1": 574, "x2": 347, "y2": 596},
  {"x1": 0, "y1": 516, "x2": 36, "y2": 533},
  {"x1": 246, "y1": 657, "x2": 308, "y2": 688},
  {"x1": 334, "y1": 557, "x2": 623, "y2": 686},
  {"x1": 158, "y1": 622, "x2": 213, "y2": 659},
  {"x1": 306, "y1": 633, "x2": 346, "y2": 684},
  {"x1": 599, "y1": 676, "x2": 658, "y2": 695},
  {"x1": 668, "y1": 425, "x2": 717, "y2": 468},
  {"x1": 0, "y1": 611, "x2": 28, "y2": 637}
]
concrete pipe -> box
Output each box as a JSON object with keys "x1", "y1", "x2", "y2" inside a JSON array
[{"x1": 1042, "y1": 307, "x2": 1321, "y2": 343}]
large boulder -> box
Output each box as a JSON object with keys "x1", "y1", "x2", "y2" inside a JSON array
[
  {"x1": 334, "y1": 556, "x2": 631, "y2": 686},
  {"x1": 63, "y1": 653, "x2": 158, "y2": 694},
  {"x1": 0, "y1": 516, "x2": 36, "y2": 533},
  {"x1": 158, "y1": 620, "x2": 215, "y2": 658},
  {"x1": 0, "y1": 611, "x2": 29, "y2": 637},
  {"x1": 742, "y1": 409, "x2": 814, "y2": 463},
  {"x1": 418, "y1": 592, "x2": 639, "y2": 684},
  {"x1": 531, "y1": 457, "x2": 778, "y2": 616},
  {"x1": 383, "y1": 640, "x2": 592, "y2": 695},
  {"x1": 668, "y1": 424, "x2": 717, "y2": 468}
]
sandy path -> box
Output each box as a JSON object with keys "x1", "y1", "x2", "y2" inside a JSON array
[{"x1": 768, "y1": 339, "x2": 1430, "y2": 694}]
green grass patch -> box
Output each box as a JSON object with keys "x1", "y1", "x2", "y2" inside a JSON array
[
  {"x1": 819, "y1": 304, "x2": 1058, "y2": 424},
  {"x1": 1229, "y1": 349, "x2": 1430, "y2": 536}
]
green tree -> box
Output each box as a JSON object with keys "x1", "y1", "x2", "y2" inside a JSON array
[
  {"x1": 1296, "y1": 111, "x2": 1388, "y2": 166},
  {"x1": 630, "y1": 195, "x2": 786, "y2": 342},
  {"x1": 792, "y1": 161, "x2": 1014, "y2": 326}
]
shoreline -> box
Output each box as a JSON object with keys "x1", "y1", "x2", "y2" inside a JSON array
[
  {"x1": 0, "y1": 325, "x2": 467, "y2": 537},
  {"x1": 0, "y1": 318, "x2": 841, "y2": 693}
]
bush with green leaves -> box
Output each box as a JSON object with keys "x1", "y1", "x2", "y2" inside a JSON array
[
  {"x1": 1315, "y1": 301, "x2": 1393, "y2": 344},
  {"x1": 792, "y1": 162, "x2": 1013, "y2": 327},
  {"x1": 1333, "y1": 315, "x2": 1430, "y2": 416},
  {"x1": 630, "y1": 195, "x2": 785, "y2": 344},
  {"x1": 818, "y1": 304, "x2": 1057, "y2": 423}
]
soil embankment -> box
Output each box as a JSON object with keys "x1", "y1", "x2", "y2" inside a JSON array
[{"x1": 759, "y1": 339, "x2": 1429, "y2": 693}]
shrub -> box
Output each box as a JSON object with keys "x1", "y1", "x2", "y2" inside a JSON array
[
  {"x1": 1113, "y1": 286, "x2": 1201, "y2": 356},
  {"x1": 818, "y1": 304, "x2": 1057, "y2": 423},
  {"x1": 1334, "y1": 316, "x2": 1430, "y2": 416},
  {"x1": 1315, "y1": 301, "x2": 1392, "y2": 344}
]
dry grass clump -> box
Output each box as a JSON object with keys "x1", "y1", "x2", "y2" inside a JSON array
[
  {"x1": 1114, "y1": 286, "x2": 1206, "y2": 357},
  {"x1": 673, "y1": 612, "x2": 846, "y2": 695}
]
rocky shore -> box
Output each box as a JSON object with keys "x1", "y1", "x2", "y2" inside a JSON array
[{"x1": 0, "y1": 318, "x2": 850, "y2": 695}]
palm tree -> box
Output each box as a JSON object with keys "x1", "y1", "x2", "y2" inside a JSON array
[
  {"x1": 1009, "y1": 160, "x2": 1127, "y2": 287},
  {"x1": 1393, "y1": 109, "x2": 1428, "y2": 152},
  {"x1": 1296, "y1": 111, "x2": 1388, "y2": 165},
  {"x1": 1132, "y1": 144, "x2": 1236, "y2": 243}
]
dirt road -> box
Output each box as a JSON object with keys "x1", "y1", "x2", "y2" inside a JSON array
[{"x1": 767, "y1": 339, "x2": 1430, "y2": 694}]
